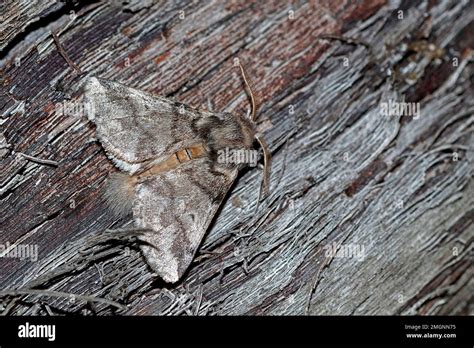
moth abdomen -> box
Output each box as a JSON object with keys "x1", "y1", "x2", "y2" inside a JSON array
[
  {"x1": 105, "y1": 144, "x2": 208, "y2": 217},
  {"x1": 136, "y1": 144, "x2": 207, "y2": 179},
  {"x1": 104, "y1": 172, "x2": 137, "y2": 217}
]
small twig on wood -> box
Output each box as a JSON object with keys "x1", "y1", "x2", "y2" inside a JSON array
[
  {"x1": 317, "y1": 34, "x2": 378, "y2": 67},
  {"x1": 0, "y1": 288, "x2": 127, "y2": 312},
  {"x1": 1, "y1": 297, "x2": 18, "y2": 316},
  {"x1": 317, "y1": 34, "x2": 373, "y2": 52},
  {"x1": 253, "y1": 171, "x2": 264, "y2": 214},
  {"x1": 194, "y1": 286, "x2": 203, "y2": 315},
  {"x1": 430, "y1": 48, "x2": 474, "y2": 99},
  {"x1": 51, "y1": 31, "x2": 83, "y2": 75},
  {"x1": 18, "y1": 153, "x2": 59, "y2": 167},
  {"x1": 305, "y1": 247, "x2": 337, "y2": 315},
  {"x1": 42, "y1": 303, "x2": 55, "y2": 316},
  {"x1": 103, "y1": 227, "x2": 148, "y2": 236}
]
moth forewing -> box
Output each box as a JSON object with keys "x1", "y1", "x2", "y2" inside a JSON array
[
  {"x1": 85, "y1": 76, "x2": 268, "y2": 283},
  {"x1": 53, "y1": 32, "x2": 271, "y2": 283}
]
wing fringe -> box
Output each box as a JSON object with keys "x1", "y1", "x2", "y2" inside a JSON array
[{"x1": 104, "y1": 172, "x2": 136, "y2": 217}]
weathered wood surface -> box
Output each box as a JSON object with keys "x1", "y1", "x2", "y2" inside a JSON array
[{"x1": 0, "y1": 0, "x2": 472, "y2": 315}]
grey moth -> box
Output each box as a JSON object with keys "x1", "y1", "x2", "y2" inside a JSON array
[{"x1": 83, "y1": 68, "x2": 270, "y2": 283}]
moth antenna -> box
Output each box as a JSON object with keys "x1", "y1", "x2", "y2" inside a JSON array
[
  {"x1": 237, "y1": 62, "x2": 270, "y2": 201},
  {"x1": 238, "y1": 61, "x2": 257, "y2": 121},
  {"x1": 104, "y1": 172, "x2": 137, "y2": 218},
  {"x1": 255, "y1": 133, "x2": 271, "y2": 198},
  {"x1": 51, "y1": 31, "x2": 82, "y2": 74}
]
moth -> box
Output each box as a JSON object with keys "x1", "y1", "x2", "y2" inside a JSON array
[{"x1": 79, "y1": 58, "x2": 271, "y2": 283}]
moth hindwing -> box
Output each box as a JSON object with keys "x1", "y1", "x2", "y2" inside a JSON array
[{"x1": 84, "y1": 77, "x2": 263, "y2": 283}]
